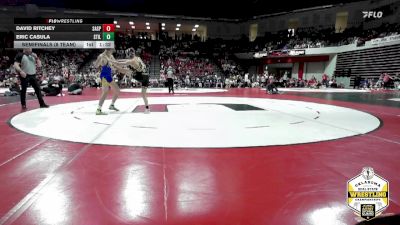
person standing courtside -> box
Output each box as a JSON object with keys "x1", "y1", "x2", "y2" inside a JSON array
[
  {"x1": 14, "y1": 48, "x2": 49, "y2": 109},
  {"x1": 167, "y1": 66, "x2": 174, "y2": 94}
]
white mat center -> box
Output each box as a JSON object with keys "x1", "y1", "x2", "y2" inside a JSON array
[{"x1": 10, "y1": 97, "x2": 380, "y2": 148}]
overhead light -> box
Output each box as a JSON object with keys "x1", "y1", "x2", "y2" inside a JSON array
[
  {"x1": 161, "y1": 27, "x2": 165, "y2": 30},
  {"x1": 194, "y1": 24, "x2": 199, "y2": 28},
  {"x1": 192, "y1": 28, "x2": 196, "y2": 32},
  {"x1": 146, "y1": 26, "x2": 150, "y2": 29},
  {"x1": 176, "y1": 27, "x2": 180, "y2": 30},
  {"x1": 129, "y1": 21, "x2": 134, "y2": 25},
  {"x1": 131, "y1": 26, "x2": 135, "y2": 29},
  {"x1": 145, "y1": 22, "x2": 150, "y2": 25},
  {"x1": 177, "y1": 24, "x2": 181, "y2": 27},
  {"x1": 161, "y1": 23, "x2": 165, "y2": 26},
  {"x1": 116, "y1": 25, "x2": 120, "y2": 28},
  {"x1": 114, "y1": 20, "x2": 117, "y2": 24}
]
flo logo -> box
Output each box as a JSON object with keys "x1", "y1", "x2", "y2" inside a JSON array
[
  {"x1": 362, "y1": 11, "x2": 383, "y2": 19},
  {"x1": 347, "y1": 167, "x2": 389, "y2": 220}
]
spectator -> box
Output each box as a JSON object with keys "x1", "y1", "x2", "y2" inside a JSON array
[
  {"x1": 383, "y1": 73, "x2": 393, "y2": 89},
  {"x1": 354, "y1": 75, "x2": 361, "y2": 89},
  {"x1": 322, "y1": 73, "x2": 329, "y2": 87}
]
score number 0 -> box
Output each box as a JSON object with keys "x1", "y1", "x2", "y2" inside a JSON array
[{"x1": 102, "y1": 24, "x2": 115, "y2": 32}]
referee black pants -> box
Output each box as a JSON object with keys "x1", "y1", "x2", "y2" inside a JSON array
[
  {"x1": 20, "y1": 75, "x2": 46, "y2": 107},
  {"x1": 167, "y1": 78, "x2": 174, "y2": 93}
]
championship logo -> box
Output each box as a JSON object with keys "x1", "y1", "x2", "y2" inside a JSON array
[{"x1": 347, "y1": 167, "x2": 389, "y2": 220}]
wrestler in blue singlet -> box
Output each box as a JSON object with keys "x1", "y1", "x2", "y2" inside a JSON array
[{"x1": 100, "y1": 63, "x2": 113, "y2": 84}]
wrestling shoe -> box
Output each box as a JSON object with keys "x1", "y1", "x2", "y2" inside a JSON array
[
  {"x1": 109, "y1": 104, "x2": 119, "y2": 111},
  {"x1": 96, "y1": 109, "x2": 107, "y2": 115}
]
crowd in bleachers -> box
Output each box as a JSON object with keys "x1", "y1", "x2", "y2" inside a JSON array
[
  {"x1": 209, "y1": 22, "x2": 400, "y2": 53},
  {"x1": 224, "y1": 73, "x2": 344, "y2": 90},
  {"x1": 156, "y1": 40, "x2": 219, "y2": 88},
  {"x1": 354, "y1": 73, "x2": 400, "y2": 90},
  {"x1": 160, "y1": 56, "x2": 214, "y2": 77},
  {"x1": 0, "y1": 54, "x2": 12, "y2": 80},
  {"x1": 40, "y1": 50, "x2": 88, "y2": 82},
  {"x1": 0, "y1": 51, "x2": 16, "y2": 89}
]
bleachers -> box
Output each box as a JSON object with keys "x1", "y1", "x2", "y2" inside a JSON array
[
  {"x1": 335, "y1": 44, "x2": 400, "y2": 86},
  {"x1": 149, "y1": 55, "x2": 160, "y2": 79}
]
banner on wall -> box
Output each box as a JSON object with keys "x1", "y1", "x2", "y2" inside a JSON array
[
  {"x1": 251, "y1": 49, "x2": 304, "y2": 59},
  {"x1": 289, "y1": 50, "x2": 305, "y2": 56},
  {"x1": 253, "y1": 51, "x2": 268, "y2": 58},
  {"x1": 368, "y1": 34, "x2": 400, "y2": 47}
]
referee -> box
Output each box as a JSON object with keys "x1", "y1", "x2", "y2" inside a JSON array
[
  {"x1": 14, "y1": 48, "x2": 49, "y2": 109},
  {"x1": 167, "y1": 66, "x2": 174, "y2": 94}
]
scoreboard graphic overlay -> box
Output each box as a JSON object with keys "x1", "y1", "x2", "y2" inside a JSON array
[{"x1": 14, "y1": 18, "x2": 115, "y2": 49}]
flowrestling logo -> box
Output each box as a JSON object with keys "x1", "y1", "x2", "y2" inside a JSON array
[{"x1": 362, "y1": 11, "x2": 383, "y2": 19}]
